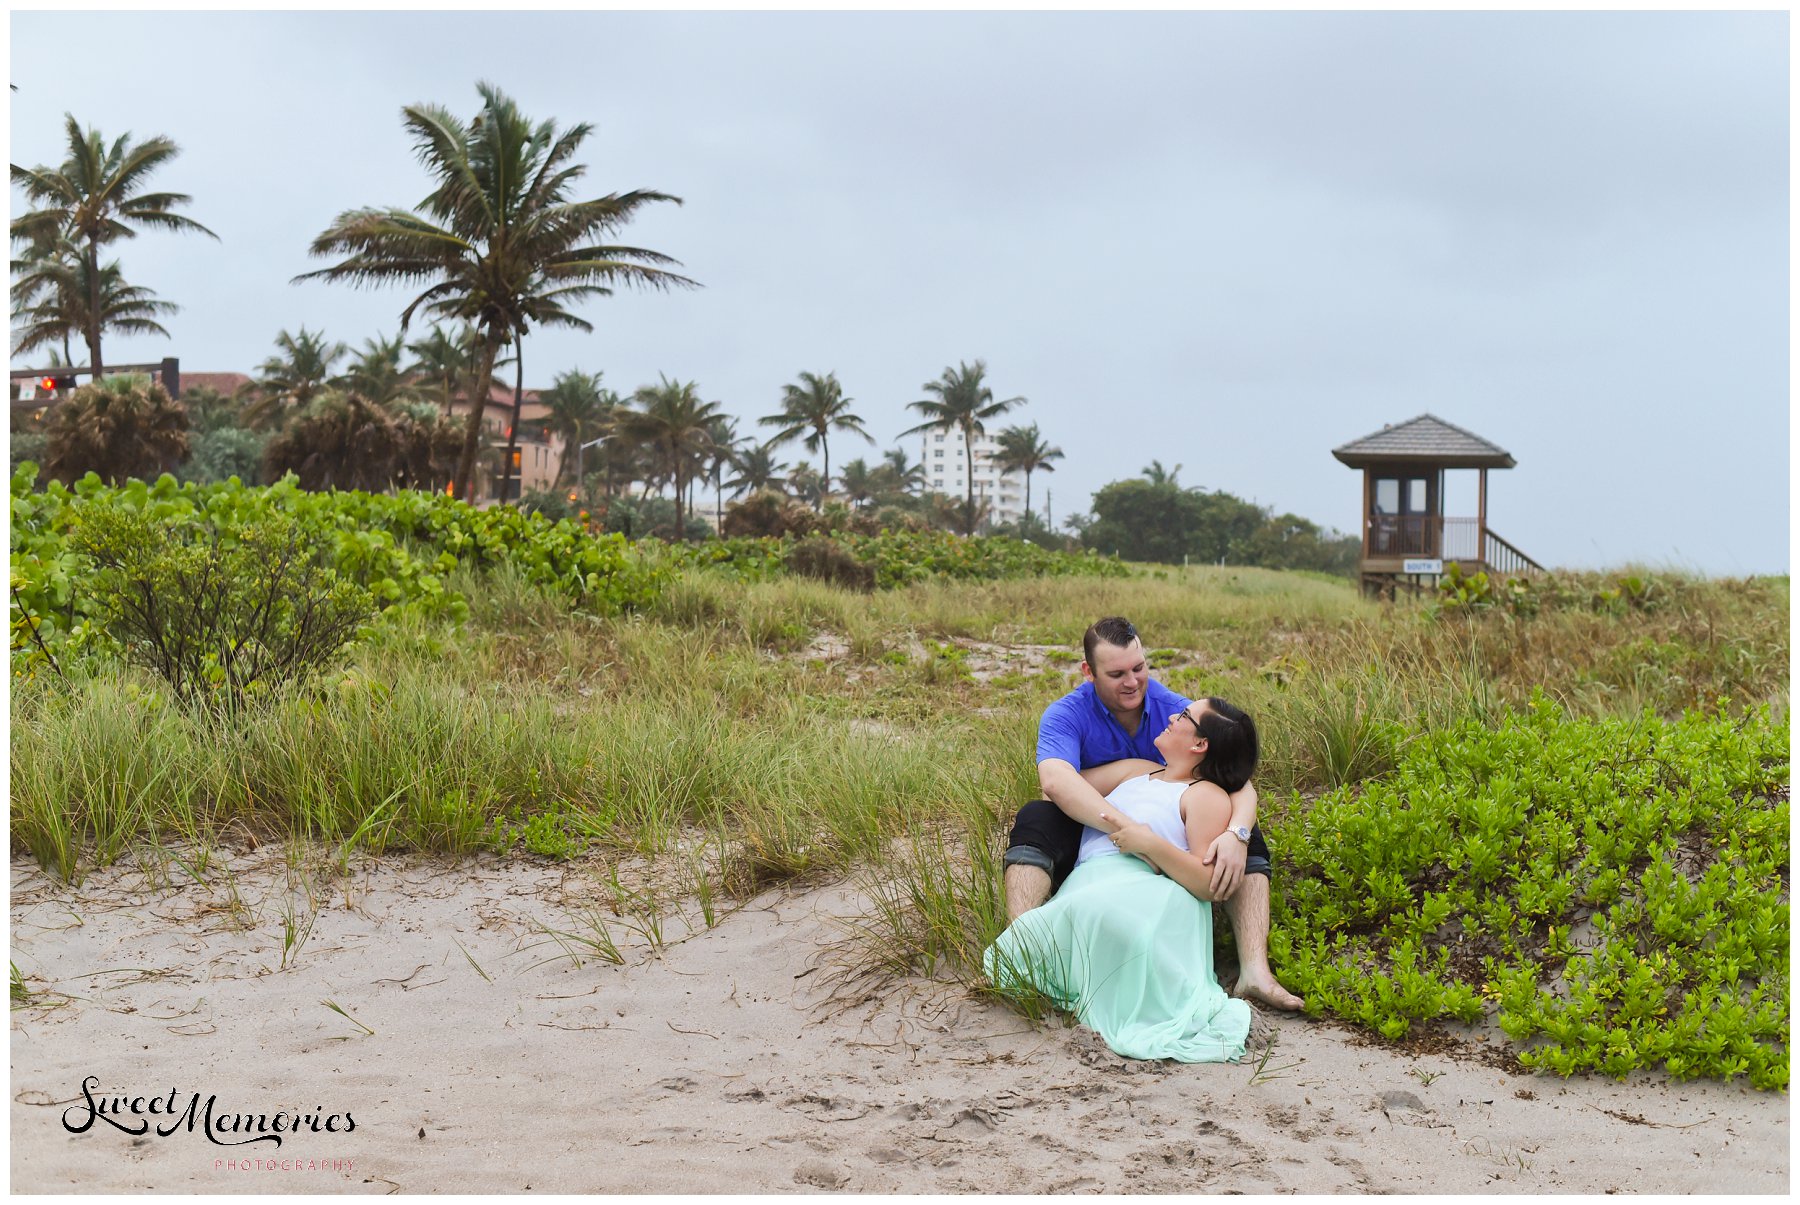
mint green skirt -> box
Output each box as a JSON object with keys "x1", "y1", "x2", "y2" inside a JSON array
[{"x1": 985, "y1": 854, "x2": 1250, "y2": 1062}]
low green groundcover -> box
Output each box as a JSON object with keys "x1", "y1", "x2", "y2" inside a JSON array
[{"x1": 1271, "y1": 697, "x2": 1788, "y2": 1089}]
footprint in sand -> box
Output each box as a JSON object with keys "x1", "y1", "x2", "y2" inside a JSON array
[
  {"x1": 793, "y1": 1159, "x2": 849, "y2": 1189},
  {"x1": 932, "y1": 1107, "x2": 1000, "y2": 1141}
]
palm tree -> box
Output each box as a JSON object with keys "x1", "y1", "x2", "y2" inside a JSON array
[
  {"x1": 587, "y1": 389, "x2": 636, "y2": 500},
  {"x1": 993, "y1": 422, "x2": 1064, "y2": 522},
  {"x1": 336, "y1": 332, "x2": 424, "y2": 409},
  {"x1": 539, "y1": 368, "x2": 610, "y2": 489},
  {"x1": 1142, "y1": 460, "x2": 1182, "y2": 487},
  {"x1": 405, "y1": 323, "x2": 478, "y2": 418},
  {"x1": 879, "y1": 447, "x2": 927, "y2": 497},
  {"x1": 295, "y1": 82, "x2": 696, "y2": 501},
  {"x1": 725, "y1": 442, "x2": 788, "y2": 499},
  {"x1": 43, "y1": 374, "x2": 189, "y2": 485},
  {"x1": 837, "y1": 458, "x2": 876, "y2": 510},
  {"x1": 619, "y1": 376, "x2": 721, "y2": 538},
  {"x1": 11, "y1": 114, "x2": 217, "y2": 377},
  {"x1": 759, "y1": 370, "x2": 872, "y2": 507},
  {"x1": 902, "y1": 359, "x2": 1025, "y2": 535},
  {"x1": 787, "y1": 464, "x2": 826, "y2": 509},
  {"x1": 243, "y1": 327, "x2": 347, "y2": 429},
  {"x1": 13, "y1": 246, "x2": 177, "y2": 364},
  {"x1": 702, "y1": 413, "x2": 741, "y2": 528},
  {"x1": 12, "y1": 234, "x2": 84, "y2": 364}
]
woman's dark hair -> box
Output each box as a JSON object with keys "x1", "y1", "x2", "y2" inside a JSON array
[{"x1": 1191, "y1": 697, "x2": 1259, "y2": 794}]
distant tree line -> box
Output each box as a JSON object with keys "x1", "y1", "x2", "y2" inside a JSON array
[{"x1": 1071, "y1": 461, "x2": 1359, "y2": 576}]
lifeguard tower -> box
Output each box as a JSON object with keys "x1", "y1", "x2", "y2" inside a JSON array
[{"x1": 1332, "y1": 413, "x2": 1541, "y2": 599}]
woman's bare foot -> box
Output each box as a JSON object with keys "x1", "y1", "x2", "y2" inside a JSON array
[{"x1": 1232, "y1": 970, "x2": 1304, "y2": 1012}]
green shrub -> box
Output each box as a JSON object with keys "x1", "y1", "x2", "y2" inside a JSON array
[
  {"x1": 73, "y1": 501, "x2": 374, "y2": 712},
  {"x1": 785, "y1": 535, "x2": 876, "y2": 591},
  {"x1": 181, "y1": 428, "x2": 268, "y2": 486},
  {"x1": 10, "y1": 432, "x2": 49, "y2": 474}
]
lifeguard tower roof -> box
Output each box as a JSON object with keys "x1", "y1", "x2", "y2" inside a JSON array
[{"x1": 1331, "y1": 413, "x2": 1515, "y2": 470}]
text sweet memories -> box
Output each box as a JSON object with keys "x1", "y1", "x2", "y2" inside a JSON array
[{"x1": 62, "y1": 1077, "x2": 355, "y2": 1148}]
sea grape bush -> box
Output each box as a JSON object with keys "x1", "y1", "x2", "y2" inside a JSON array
[
  {"x1": 1435, "y1": 563, "x2": 1769, "y2": 620},
  {"x1": 1269, "y1": 695, "x2": 1789, "y2": 1089},
  {"x1": 11, "y1": 468, "x2": 1115, "y2": 681},
  {"x1": 10, "y1": 465, "x2": 668, "y2": 678},
  {"x1": 654, "y1": 530, "x2": 1129, "y2": 590}
]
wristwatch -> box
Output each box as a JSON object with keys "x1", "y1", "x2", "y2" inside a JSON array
[{"x1": 1229, "y1": 825, "x2": 1251, "y2": 843}]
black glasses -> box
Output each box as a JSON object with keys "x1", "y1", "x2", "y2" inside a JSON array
[{"x1": 1173, "y1": 707, "x2": 1202, "y2": 732}]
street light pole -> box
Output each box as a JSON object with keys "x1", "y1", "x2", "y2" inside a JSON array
[{"x1": 576, "y1": 435, "x2": 606, "y2": 489}]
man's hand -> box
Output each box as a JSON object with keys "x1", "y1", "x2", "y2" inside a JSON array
[{"x1": 1201, "y1": 831, "x2": 1247, "y2": 899}]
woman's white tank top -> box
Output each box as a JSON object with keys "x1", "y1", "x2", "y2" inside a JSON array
[{"x1": 1076, "y1": 773, "x2": 1191, "y2": 866}]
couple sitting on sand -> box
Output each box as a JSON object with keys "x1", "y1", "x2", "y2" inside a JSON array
[{"x1": 984, "y1": 616, "x2": 1302, "y2": 1063}]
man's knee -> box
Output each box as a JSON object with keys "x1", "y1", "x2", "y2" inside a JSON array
[
  {"x1": 1005, "y1": 800, "x2": 1081, "y2": 890},
  {"x1": 1245, "y1": 825, "x2": 1273, "y2": 879}
]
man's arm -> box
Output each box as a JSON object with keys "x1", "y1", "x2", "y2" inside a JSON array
[
  {"x1": 1227, "y1": 780, "x2": 1258, "y2": 833},
  {"x1": 1038, "y1": 758, "x2": 1119, "y2": 832},
  {"x1": 1200, "y1": 779, "x2": 1260, "y2": 898}
]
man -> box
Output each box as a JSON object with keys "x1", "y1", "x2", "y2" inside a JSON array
[{"x1": 1002, "y1": 616, "x2": 1303, "y2": 1011}]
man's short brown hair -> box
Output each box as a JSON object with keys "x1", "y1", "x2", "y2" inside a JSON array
[{"x1": 1082, "y1": 616, "x2": 1140, "y2": 667}]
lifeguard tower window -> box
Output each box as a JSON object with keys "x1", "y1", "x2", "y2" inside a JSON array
[
  {"x1": 1372, "y1": 477, "x2": 1428, "y2": 514},
  {"x1": 1371, "y1": 475, "x2": 1433, "y2": 556}
]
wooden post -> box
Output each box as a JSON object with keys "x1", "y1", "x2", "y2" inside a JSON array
[
  {"x1": 1361, "y1": 469, "x2": 1371, "y2": 559},
  {"x1": 1478, "y1": 468, "x2": 1488, "y2": 567}
]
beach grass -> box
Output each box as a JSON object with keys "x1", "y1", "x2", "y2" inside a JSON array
[{"x1": 9, "y1": 555, "x2": 1788, "y2": 1085}]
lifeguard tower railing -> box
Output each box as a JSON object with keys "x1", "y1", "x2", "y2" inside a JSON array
[{"x1": 1367, "y1": 515, "x2": 1543, "y2": 575}]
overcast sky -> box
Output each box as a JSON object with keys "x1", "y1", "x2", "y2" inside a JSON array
[{"x1": 9, "y1": 10, "x2": 1789, "y2": 573}]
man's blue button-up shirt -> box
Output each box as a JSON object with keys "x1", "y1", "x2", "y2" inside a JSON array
[{"x1": 1035, "y1": 679, "x2": 1192, "y2": 769}]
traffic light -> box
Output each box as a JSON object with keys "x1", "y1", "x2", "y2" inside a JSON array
[{"x1": 36, "y1": 373, "x2": 77, "y2": 396}]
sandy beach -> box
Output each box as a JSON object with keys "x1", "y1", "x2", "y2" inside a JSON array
[{"x1": 9, "y1": 848, "x2": 1788, "y2": 1194}]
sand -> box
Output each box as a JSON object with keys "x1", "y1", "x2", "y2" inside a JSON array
[{"x1": 9, "y1": 848, "x2": 1788, "y2": 1194}]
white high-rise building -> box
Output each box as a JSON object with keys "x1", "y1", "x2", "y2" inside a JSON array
[{"x1": 920, "y1": 429, "x2": 1027, "y2": 527}]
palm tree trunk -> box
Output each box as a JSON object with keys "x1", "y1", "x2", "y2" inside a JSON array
[
  {"x1": 963, "y1": 431, "x2": 976, "y2": 536},
  {"x1": 821, "y1": 435, "x2": 831, "y2": 512},
  {"x1": 84, "y1": 238, "x2": 104, "y2": 378},
  {"x1": 453, "y1": 332, "x2": 502, "y2": 501},
  {"x1": 1024, "y1": 469, "x2": 1033, "y2": 524},
  {"x1": 500, "y1": 333, "x2": 526, "y2": 505},
  {"x1": 673, "y1": 459, "x2": 687, "y2": 538}
]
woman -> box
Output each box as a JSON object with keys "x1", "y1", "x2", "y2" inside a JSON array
[{"x1": 983, "y1": 697, "x2": 1258, "y2": 1062}]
